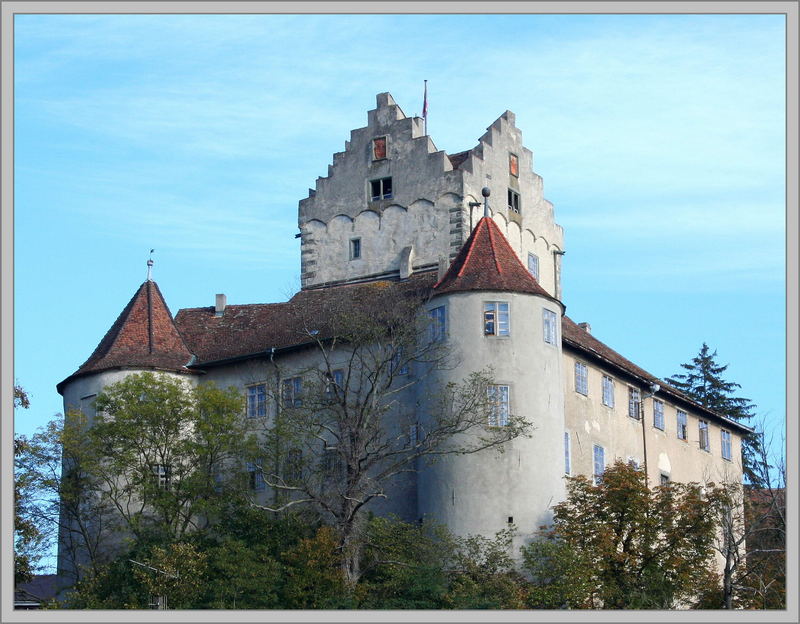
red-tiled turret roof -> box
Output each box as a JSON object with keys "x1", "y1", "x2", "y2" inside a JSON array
[
  {"x1": 434, "y1": 216, "x2": 556, "y2": 300},
  {"x1": 57, "y1": 280, "x2": 194, "y2": 393}
]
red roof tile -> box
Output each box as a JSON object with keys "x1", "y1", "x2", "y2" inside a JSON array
[
  {"x1": 434, "y1": 216, "x2": 556, "y2": 300},
  {"x1": 57, "y1": 281, "x2": 194, "y2": 393}
]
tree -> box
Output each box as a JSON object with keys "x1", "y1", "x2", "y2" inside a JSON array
[
  {"x1": 533, "y1": 461, "x2": 722, "y2": 609},
  {"x1": 252, "y1": 283, "x2": 532, "y2": 587},
  {"x1": 666, "y1": 343, "x2": 765, "y2": 485},
  {"x1": 19, "y1": 373, "x2": 258, "y2": 582},
  {"x1": 13, "y1": 385, "x2": 48, "y2": 585}
]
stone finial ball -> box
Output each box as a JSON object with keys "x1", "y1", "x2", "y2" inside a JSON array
[{"x1": 481, "y1": 187, "x2": 491, "y2": 197}]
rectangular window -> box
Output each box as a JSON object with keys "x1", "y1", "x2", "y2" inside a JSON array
[
  {"x1": 247, "y1": 383, "x2": 267, "y2": 419},
  {"x1": 543, "y1": 309, "x2": 557, "y2": 345},
  {"x1": 350, "y1": 238, "x2": 361, "y2": 260},
  {"x1": 372, "y1": 136, "x2": 387, "y2": 160},
  {"x1": 593, "y1": 445, "x2": 605, "y2": 485},
  {"x1": 527, "y1": 253, "x2": 539, "y2": 280},
  {"x1": 488, "y1": 385, "x2": 510, "y2": 427},
  {"x1": 677, "y1": 410, "x2": 688, "y2": 440},
  {"x1": 152, "y1": 464, "x2": 171, "y2": 490},
  {"x1": 285, "y1": 449, "x2": 302, "y2": 483},
  {"x1": 564, "y1": 431, "x2": 571, "y2": 475},
  {"x1": 653, "y1": 399, "x2": 665, "y2": 430},
  {"x1": 721, "y1": 430, "x2": 732, "y2": 461},
  {"x1": 628, "y1": 387, "x2": 641, "y2": 420},
  {"x1": 390, "y1": 347, "x2": 409, "y2": 376},
  {"x1": 323, "y1": 447, "x2": 341, "y2": 478},
  {"x1": 247, "y1": 460, "x2": 265, "y2": 491},
  {"x1": 282, "y1": 377, "x2": 302, "y2": 409},
  {"x1": 483, "y1": 302, "x2": 510, "y2": 336},
  {"x1": 699, "y1": 420, "x2": 710, "y2": 452},
  {"x1": 602, "y1": 375, "x2": 615, "y2": 408},
  {"x1": 574, "y1": 362, "x2": 588, "y2": 395},
  {"x1": 509, "y1": 153, "x2": 519, "y2": 177},
  {"x1": 325, "y1": 369, "x2": 344, "y2": 398},
  {"x1": 429, "y1": 306, "x2": 447, "y2": 342},
  {"x1": 507, "y1": 188, "x2": 521, "y2": 213},
  {"x1": 370, "y1": 177, "x2": 393, "y2": 200},
  {"x1": 409, "y1": 423, "x2": 419, "y2": 446}
]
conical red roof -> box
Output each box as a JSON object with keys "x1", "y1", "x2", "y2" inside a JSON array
[
  {"x1": 434, "y1": 217, "x2": 555, "y2": 298},
  {"x1": 57, "y1": 280, "x2": 194, "y2": 393}
]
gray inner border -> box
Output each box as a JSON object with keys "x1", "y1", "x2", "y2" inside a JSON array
[{"x1": 2, "y1": 2, "x2": 797, "y2": 623}]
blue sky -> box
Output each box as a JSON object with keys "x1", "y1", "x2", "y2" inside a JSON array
[{"x1": 14, "y1": 13, "x2": 786, "y2": 469}]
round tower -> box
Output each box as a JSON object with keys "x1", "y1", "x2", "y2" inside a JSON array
[{"x1": 416, "y1": 215, "x2": 566, "y2": 551}]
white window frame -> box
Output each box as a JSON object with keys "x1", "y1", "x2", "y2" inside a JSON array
[
  {"x1": 369, "y1": 176, "x2": 393, "y2": 201},
  {"x1": 350, "y1": 237, "x2": 361, "y2": 260},
  {"x1": 699, "y1": 419, "x2": 710, "y2": 452},
  {"x1": 429, "y1": 306, "x2": 447, "y2": 342},
  {"x1": 246, "y1": 383, "x2": 267, "y2": 419},
  {"x1": 152, "y1": 464, "x2": 171, "y2": 490},
  {"x1": 574, "y1": 361, "x2": 588, "y2": 396},
  {"x1": 628, "y1": 387, "x2": 641, "y2": 420},
  {"x1": 507, "y1": 188, "x2": 521, "y2": 213},
  {"x1": 602, "y1": 375, "x2": 615, "y2": 408},
  {"x1": 488, "y1": 385, "x2": 510, "y2": 427},
  {"x1": 677, "y1": 410, "x2": 688, "y2": 440},
  {"x1": 483, "y1": 301, "x2": 510, "y2": 336},
  {"x1": 653, "y1": 399, "x2": 665, "y2": 431},
  {"x1": 543, "y1": 309, "x2": 557, "y2": 345},
  {"x1": 721, "y1": 430, "x2": 732, "y2": 461},
  {"x1": 564, "y1": 431, "x2": 571, "y2": 475},
  {"x1": 593, "y1": 444, "x2": 605, "y2": 485},
  {"x1": 527, "y1": 252, "x2": 539, "y2": 280}
]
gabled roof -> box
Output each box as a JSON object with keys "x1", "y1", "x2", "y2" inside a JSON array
[
  {"x1": 433, "y1": 216, "x2": 558, "y2": 302},
  {"x1": 57, "y1": 280, "x2": 194, "y2": 393}
]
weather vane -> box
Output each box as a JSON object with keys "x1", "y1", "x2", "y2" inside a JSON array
[{"x1": 146, "y1": 249, "x2": 155, "y2": 281}]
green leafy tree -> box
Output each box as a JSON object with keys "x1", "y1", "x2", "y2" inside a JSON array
[
  {"x1": 666, "y1": 343, "x2": 765, "y2": 485},
  {"x1": 521, "y1": 535, "x2": 594, "y2": 609},
  {"x1": 255, "y1": 284, "x2": 532, "y2": 588},
  {"x1": 541, "y1": 461, "x2": 722, "y2": 609}
]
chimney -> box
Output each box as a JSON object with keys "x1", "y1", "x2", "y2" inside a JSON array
[
  {"x1": 578, "y1": 322, "x2": 591, "y2": 334},
  {"x1": 215, "y1": 294, "x2": 226, "y2": 317}
]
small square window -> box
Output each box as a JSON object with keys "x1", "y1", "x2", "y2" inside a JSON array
[
  {"x1": 488, "y1": 385, "x2": 510, "y2": 427},
  {"x1": 507, "y1": 188, "x2": 521, "y2": 213},
  {"x1": 247, "y1": 383, "x2": 267, "y2": 419},
  {"x1": 509, "y1": 153, "x2": 519, "y2": 177},
  {"x1": 574, "y1": 362, "x2": 588, "y2": 395},
  {"x1": 527, "y1": 253, "x2": 539, "y2": 280},
  {"x1": 602, "y1": 375, "x2": 615, "y2": 408},
  {"x1": 628, "y1": 387, "x2": 641, "y2": 420},
  {"x1": 370, "y1": 177, "x2": 393, "y2": 201},
  {"x1": 543, "y1": 309, "x2": 557, "y2": 345},
  {"x1": 484, "y1": 302, "x2": 510, "y2": 336},
  {"x1": 372, "y1": 136, "x2": 387, "y2": 160},
  {"x1": 350, "y1": 238, "x2": 361, "y2": 260},
  {"x1": 653, "y1": 399, "x2": 665, "y2": 430},
  {"x1": 677, "y1": 410, "x2": 688, "y2": 440}
]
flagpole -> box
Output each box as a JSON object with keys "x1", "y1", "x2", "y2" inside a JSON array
[{"x1": 422, "y1": 79, "x2": 428, "y2": 136}]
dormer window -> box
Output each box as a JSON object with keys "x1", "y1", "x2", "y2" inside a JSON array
[
  {"x1": 507, "y1": 188, "x2": 520, "y2": 213},
  {"x1": 509, "y1": 153, "x2": 519, "y2": 177},
  {"x1": 370, "y1": 177, "x2": 392, "y2": 201},
  {"x1": 372, "y1": 136, "x2": 387, "y2": 160}
]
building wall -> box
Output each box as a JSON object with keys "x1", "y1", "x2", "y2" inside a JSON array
[{"x1": 416, "y1": 290, "x2": 566, "y2": 554}]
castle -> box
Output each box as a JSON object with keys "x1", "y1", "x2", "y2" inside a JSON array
[{"x1": 57, "y1": 93, "x2": 749, "y2": 568}]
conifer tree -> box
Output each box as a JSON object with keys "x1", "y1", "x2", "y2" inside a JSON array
[{"x1": 666, "y1": 343, "x2": 765, "y2": 485}]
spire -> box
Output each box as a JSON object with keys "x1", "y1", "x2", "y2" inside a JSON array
[
  {"x1": 434, "y1": 217, "x2": 555, "y2": 298},
  {"x1": 57, "y1": 280, "x2": 193, "y2": 393},
  {"x1": 147, "y1": 249, "x2": 155, "y2": 281}
]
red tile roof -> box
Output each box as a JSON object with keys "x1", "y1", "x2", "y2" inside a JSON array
[
  {"x1": 433, "y1": 216, "x2": 557, "y2": 301},
  {"x1": 448, "y1": 150, "x2": 471, "y2": 170},
  {"x1": 57, "y1": 281, "x2": 195, "y2": 393}
]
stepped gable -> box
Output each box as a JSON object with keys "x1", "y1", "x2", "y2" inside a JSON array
[
  {"x1": 176, "y1": 272, "x2": 437, "y2": 366},
  {"x1": 57, "y1": 281, "x2": 194, "y2": 393},
  {"x1": 433, "y1": 216, "x2": 556, "y2": 299},
  {"x1": 561, "y1": 316, "x2": 751, "y2": 433}
]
